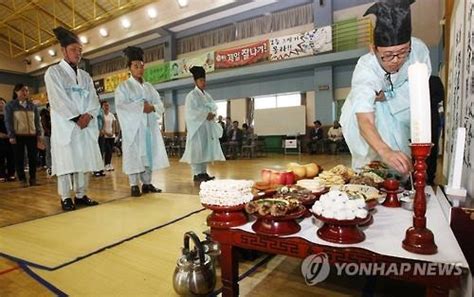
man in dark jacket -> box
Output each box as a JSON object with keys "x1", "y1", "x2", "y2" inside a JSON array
[
  {"x1": 426, "y1": 75, "x2": 444, "y2": 185},
  {"x1": 308, "y1": 120, "x2": 324, "y2": 154}
]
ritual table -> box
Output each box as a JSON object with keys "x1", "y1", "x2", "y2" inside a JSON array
[{"x1": 211, "y1": 187, "x2": 471, "y2": 297}]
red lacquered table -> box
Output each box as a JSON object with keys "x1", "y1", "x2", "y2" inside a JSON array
[{"x1": 210, "y1": 187, "x2": 470, "y2": 297}]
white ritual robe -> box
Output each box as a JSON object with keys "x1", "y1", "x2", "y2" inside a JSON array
[
  {"x1": 340, "y1": 37, "x2": 431, "y2": 169},
  {"x1": 44, "y1": 60, "x2": 103, "y2": 176},
  {"x1": 115, "y1": 77, "x2": 169, "y2": 175},
  {"x1": 180, "y1": 87, "x2": 225, "y2": 164}
]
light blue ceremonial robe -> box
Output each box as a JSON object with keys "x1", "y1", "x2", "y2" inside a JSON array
[
  {"x1": 340, "y1": 37, "x2": 431, "y2": 169},
  {"x1": 115, "y1": 77, "x2": 169, "y2": 175},
  {"x1": 180, "y1": 86, "x2": 225, "y2": 164},
  {"x1": 44, "y1": 59, "x2": 103, "y2": 176}
]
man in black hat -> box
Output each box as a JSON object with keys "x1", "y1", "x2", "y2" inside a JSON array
[
  {"x1": 340, "y1": 0, "x2": 431, "y2": 175},
  {"x1": 115, "y1": 46, "x2": 169, "y2": 197},
  {"x1": 44, "y1": 26, "x2": 102, "y2": 211},
  {"x1": 180, "y1": 66, "x2": 225, "y2": 181}
]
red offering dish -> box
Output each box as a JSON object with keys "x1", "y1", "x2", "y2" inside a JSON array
[
  {"x1": 314, "y1": 213, "x2": 370, "y2": 244},
  {"x1": 251, "y1": 205, "x2": 306, "y2": 236},
  {"x1": 202, "y1": 204, "x2": 248, "y2": 229},
  {"x1": 301, "y1": 188, "x2": 329, "y2": 217}
]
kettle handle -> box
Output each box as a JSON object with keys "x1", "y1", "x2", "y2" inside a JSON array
[{"x1": 183, "y1": 231, "x2": 206, "y2": 265}]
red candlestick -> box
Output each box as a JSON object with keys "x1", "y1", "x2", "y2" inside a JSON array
[{"x1": 402, "y1": 143, "x2": 437, "y2": 255}]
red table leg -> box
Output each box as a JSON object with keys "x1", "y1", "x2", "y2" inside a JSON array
[{"x1": 220, "y1": 242, "x2": 239, "y2": 297}]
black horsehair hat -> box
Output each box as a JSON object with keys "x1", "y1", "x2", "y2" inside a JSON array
[
  {"x1": 189, "y1": 66, "x2": 205, "y2": 80},
  {"x1": 52, "y1": 26, "x2": 81, "y2": 47},
  {"x1": 123, "y1": 46, "x2": 144, "y2": 63},
  {"x1": 364, "y1": 0, "x2": 415, "y2": 47}
]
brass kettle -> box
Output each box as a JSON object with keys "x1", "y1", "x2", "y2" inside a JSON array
[{"x1": 173, "y1": 231, "x2": 216, "y2": 296}]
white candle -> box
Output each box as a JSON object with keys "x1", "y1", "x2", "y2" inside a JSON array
[{"x1": 408, "y1": 62, "x2": 431, "y2": 143}]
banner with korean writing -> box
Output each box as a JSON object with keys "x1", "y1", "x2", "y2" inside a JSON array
[
  {"x1": 169, "y1": 51, "x2": 215, "y2": 79},
  {"x1": 144, "y1": 62, "x2": 170, "y2": 84},
  {"x1": 104, "y1": 71, "x2": 129, "y2": 93},
  {"x1": 270, "y1": 26, "x2": 333, "y2": 61},
  {"x1": 93, "y1": 79, "x2": 105, "y2": 94},
  {"x1": 215, "y1": 40, "x2": 269, "y2": 68}
]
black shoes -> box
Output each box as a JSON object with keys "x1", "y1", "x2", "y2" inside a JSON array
[
  {"x1": 131, "y1": 185, "x2": 141, "y2": 197},
  {"x1": 193, "y1": 173, "x2": 215, "y2": 182},
  {"x1": 61, "y1": 196, "x2": 98, "y2": 211},
  {"x1": 29, "y1": 179, "x2": 39, "y2": 186},
  {"x1": 93, "y1": 170, "x2": 106, "y2": 177},
  {"x1": 61, "y1": 198, "x2": 76, "y2": 211},
  {"x1": 142, "y1": 184, "x2": 162, "y2": 193},
  {"x1": 74, "y1": 195, "x2": 99, "y2": 206}
]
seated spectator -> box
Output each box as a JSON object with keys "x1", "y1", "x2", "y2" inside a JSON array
[
  {"x1": 307, "y1": 120, "x2": 324, "y2": 154},
  {"x1": 242, "y1": 123, "x2": 252, "y2": 144},
  {"x1": 227, "y1": 121, "x2": 243, "y2": 158},
  {"x1": 327, "y1": 120, "x2": 344, "y2": 154}
]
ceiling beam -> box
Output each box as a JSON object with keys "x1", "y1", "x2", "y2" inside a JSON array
[
  {"x1": 0, "y1": 4, "x2": 55, "y2": 38},
  {"x1": 30, "y1": 1, "x2": 71, "y2": 28},
  {"x1": 0, "y1": 32, "x2": 24, "y2": 51},
  {"x1": 0, "y1": 23, "x2": 38, "y2": 43},
  {"x1": 0, "y1": 1, "x2": 37, "y2": 27},
  {"x1": 59, "y1": 0, "x2": 91, "y2": 23}
]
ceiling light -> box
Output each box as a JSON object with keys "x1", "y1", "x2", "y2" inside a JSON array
[
  {"x1": 79, "y1": 36, "x2": 88, "y2": 44},
  {"x1": 147, "y1": 7, "x2": 157, "y2": 19},
  {"x1": 121, "y1": 19, "x2": 131, "y2": 29},
  {"x1": 34, "y1": 55, "x2": 42, "y2": 62},
  {"x1": 48, "y1": 49, "x2": 56, "y2": 57},
  {"x1": 99, "y1": 28, "x2": 108, "y2": 37},
  {"x1": 177, "y1": 0, "x2": 188, "y2": 8}
]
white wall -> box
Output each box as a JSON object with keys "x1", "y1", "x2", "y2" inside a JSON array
[
  {"x1": 306, "y1": 91, "x2": 315, "y2": 125},
  {"x1": 230, "y1": 98, "x2": 247, "y2": 124},
  {"x1": 178, "y1": 105, "x2": 186, "y2": 132}
]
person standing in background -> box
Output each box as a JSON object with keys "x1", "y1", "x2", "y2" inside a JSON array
[
  {"x1": 426, "y1": 75, "x2": 444, "y2": 185},
  {"x1": 115, "y1": 46, "x2": 169, "y2": 197},
  {"x1": 180, "y1": 66, "x2": 225, "y2": 182},
  {"x1": 101, "y1": 101, "x2": 117, "y2": 171},
  {"x1": 4, "y1": 84, "x2": 41, "y2": 187},
  {"x1": 327, "y1": 120, "x2": 344, "y2": 154},
  {"x1": 44, "y1": 26, "x2": 102, "y2": 211},
  {"x1": 40, "y1": 103, "x2": 52, "y2": 177},
  {"x1": 0, "y1": 98, "x2": 15, "y2": 182}
]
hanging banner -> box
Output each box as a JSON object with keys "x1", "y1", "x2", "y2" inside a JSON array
[
  {"x1": 215, "y1": 40, "x2": 269, "y2": 68},
  {"x1": 269, "y1": 26, "x2": 333, "y2": 61},
  {"x1": 93, "y1": 79, "x2": 105, "y2": 94},
  {"x1": 170, "y1": 51, "x2": 215, "y2": 79},
  {"x1": 104, "y1": 71, "x2": 129, "y2": 93},
  {"x1": 144, "y1": 62, "x2": 170, "y2": 84}
]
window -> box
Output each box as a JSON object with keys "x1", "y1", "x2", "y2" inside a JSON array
[
  {"x1": 254, "y1": 93, "x2": 301, "y2": 110},
  {"x1": 215, "y1": 101, "x2": 228, "y2": 118}
]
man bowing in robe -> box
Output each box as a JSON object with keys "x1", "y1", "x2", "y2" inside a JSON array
[
  {"x1": 45, "y1": 27, "x2": 102, "y2": 211},
  {"x1": 115, "y1": 46, "x2": 169, "y2": 197},
  {"x1": 180, "y1": 66, "x2": 225, "y2": 182}
]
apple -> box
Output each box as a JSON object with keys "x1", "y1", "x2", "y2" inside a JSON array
[
  {"x1": 271, "y1": 170, "x2": 283, "y2": 185},
  {"x1": 283, "y1": 171, "x2": 296, "y2": 185},
  {"x1": 292, "y1": 165, "x2": 306, "y2": 180},
  {"x1": 261, "y1": 169, "x2": 272, "y2": 184}
]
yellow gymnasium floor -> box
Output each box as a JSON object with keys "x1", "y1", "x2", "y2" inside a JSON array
[{"x1": 0, "y1": 153, "x2": 430, "y2": 296}]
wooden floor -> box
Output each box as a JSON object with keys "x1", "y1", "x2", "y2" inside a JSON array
[{"x1": 0, "y1": 152, "x2": 437, "y2": 296}]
